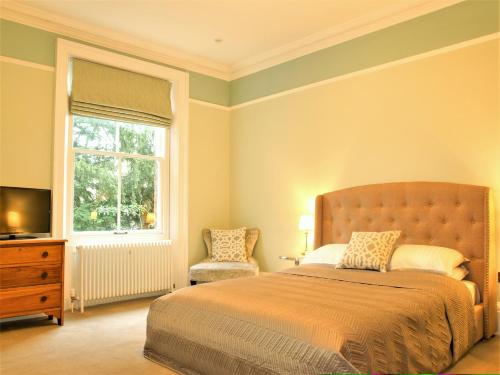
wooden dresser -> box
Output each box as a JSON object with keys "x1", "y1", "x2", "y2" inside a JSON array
[{"x1": 0, "y1": 238, "x2": 66, "y2": 325}]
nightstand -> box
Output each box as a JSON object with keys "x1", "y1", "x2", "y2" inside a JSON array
[{"x1": 278, "y1": 255, "x2": 304, "y2": 266}]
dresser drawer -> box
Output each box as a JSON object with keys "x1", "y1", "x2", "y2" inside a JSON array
[
  {"x1": 0, "y1": 264, "x2": 62, "y2": 288},
  {"x1": 0, "y1": 245, "x2": 62, "y2": 265},
  {"x1": 0, "y1": 284, "x2": 61, "y2": 316}
]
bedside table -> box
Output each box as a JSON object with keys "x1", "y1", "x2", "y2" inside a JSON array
[{"x1": 278, "y1": 255, "x2": 304, "y2": 266}]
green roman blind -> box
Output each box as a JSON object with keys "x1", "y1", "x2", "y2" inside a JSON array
[{"x1": 70, "y1": 59, "x2": 172, "y2": 127}]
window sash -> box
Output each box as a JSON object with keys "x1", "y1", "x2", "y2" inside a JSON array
[{"x1": 68, "y1": 116, "x2": 169, "y2": 237}]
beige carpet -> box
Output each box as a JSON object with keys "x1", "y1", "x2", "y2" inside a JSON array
[{"x1": 0, "y1": 297, "x2": 498, "y2": 375}]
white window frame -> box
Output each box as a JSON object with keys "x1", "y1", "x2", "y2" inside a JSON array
[
  {"x1": 68, "y1": 116, "x2": 169, "y2": 239},
  {"x1": 53, "y1": 39, "x2": 189, "y2": 290}
]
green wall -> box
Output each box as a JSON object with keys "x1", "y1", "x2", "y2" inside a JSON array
[{"x1": 230, "y1": 0, "x2": 499, "y2": 105}]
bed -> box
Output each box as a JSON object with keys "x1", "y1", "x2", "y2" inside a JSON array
[{"x1": 144, "y1": 182, "x2": 497, "y2": 374}]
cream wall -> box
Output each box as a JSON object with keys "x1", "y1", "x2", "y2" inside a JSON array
[
  {"x1": 230, "y1": 39, "x2": 500, "y2": 273},
  {"x1": 0, "y1": 62, "x2": 54, "y2": 188},
  {"x1": 188, "y1": 102, "x2": 231, "y2": 264}
]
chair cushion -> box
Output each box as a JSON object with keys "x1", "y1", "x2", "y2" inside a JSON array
[
  {"x1": 203, "y1": 228, "x2": 260, "y2": 258},
  {"x1": 211, "y1": 227, "x2": 247, "y2": 262},
  {"x1": 189, "y1": 257, "x2": 259, "y2": 282}
]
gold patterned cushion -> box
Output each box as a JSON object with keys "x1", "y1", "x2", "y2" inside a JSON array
[
  {"x1": 210, "y1": 228, "x2": 247, "y2": 262},
  {"x1": 337, "y1": 231, "x2": 401, "y2": 272},
  {"x1": 203, "y1": 228, "x2": 259, "y2": 258}
]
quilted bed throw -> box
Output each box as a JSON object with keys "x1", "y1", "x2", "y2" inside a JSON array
[{"x1": 144, "y1": 264, "x2": 475, "y2": 374}]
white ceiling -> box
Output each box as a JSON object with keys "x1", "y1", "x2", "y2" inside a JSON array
[{"x1": 4, "y1": 0, "x2": 458, "y2": 78}]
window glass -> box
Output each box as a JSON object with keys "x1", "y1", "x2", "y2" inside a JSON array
[
  {"x1": 120, "y1": 158, "x2": 158, "y2": 230},
  {"x1": 119, "y1": 122, "x2": 163, "y2": 156},
  {"x1": 71, "y1": 116, "x2": 165, "y2": 233},
  {"x1": 73, "y1": 154, "x2": 118, "y2": 232},
  {"x1": 73, "y1": 116, "x2": 117, "y2": 151}
]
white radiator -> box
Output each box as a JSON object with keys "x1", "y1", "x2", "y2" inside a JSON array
[{"x1": 76, "y1": 241, "x2": 172, "y2": 312}]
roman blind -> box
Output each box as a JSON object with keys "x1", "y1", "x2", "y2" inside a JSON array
[{"x1": 70, "y1": 59, "x2": 172, "y2": 127}]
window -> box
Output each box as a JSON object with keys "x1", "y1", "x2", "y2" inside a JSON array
[{"x1": 70, "y1": 115, "x2": 167, "y2": 234}]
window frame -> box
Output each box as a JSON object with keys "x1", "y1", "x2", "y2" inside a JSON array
[
  {"x1": 53, "y1": 39, "x2": 189, "y2": 291},
  {"x1": 68, "y1": 115, "x2": 170, "y2": 239}
]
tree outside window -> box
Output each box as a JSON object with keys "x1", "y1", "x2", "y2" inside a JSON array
[{"x1": 72, "y1": 115, "x2": 165, "y2": 233}]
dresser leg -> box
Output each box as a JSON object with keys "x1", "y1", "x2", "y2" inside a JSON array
[
  {"x1": 48, "y1": 315, "x2": 54, "y2": 321},
  {"x1": 57, "y1": 317, "x2": 64, "y2": 326}
]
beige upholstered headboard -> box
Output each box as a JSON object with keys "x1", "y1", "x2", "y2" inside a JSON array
[{"x1": 314, "y1": 182, "x2": 497, "y2": 338}]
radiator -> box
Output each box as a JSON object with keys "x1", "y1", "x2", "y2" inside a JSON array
[{"x1": 76, "y1": 241, "x2": 172, "y2": 312}]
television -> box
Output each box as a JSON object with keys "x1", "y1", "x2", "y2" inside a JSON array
[{"x1": 0, "y1": 186, "x2": 51, "y2": 240}]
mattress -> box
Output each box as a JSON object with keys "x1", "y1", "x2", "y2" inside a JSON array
[{"x1": 144, "y1": 265, "x2": 475, "y2": 374}]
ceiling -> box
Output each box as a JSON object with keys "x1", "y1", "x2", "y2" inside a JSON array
[{"x1": 4, "y1": 0, "x2": 457, "y2": 78}]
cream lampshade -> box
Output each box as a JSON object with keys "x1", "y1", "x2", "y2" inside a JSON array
[{"x1": 298, "y1": 215, "x2": 313, "y2": 232}]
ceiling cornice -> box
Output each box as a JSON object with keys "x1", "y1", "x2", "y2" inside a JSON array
[
  {"x1": 1, "y1": 0, "x2": 464, "y2": 82},
  {"x1": 229, "y1": 0, "x2": 464, "y2": 80},
  {"x1": 0, "y1": 1, "x2": 232, "y2": 80}
]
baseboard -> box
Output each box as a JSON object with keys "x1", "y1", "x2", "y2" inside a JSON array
[{"x1": 64, "y1": 290, "x2": 168, "y2": 311}]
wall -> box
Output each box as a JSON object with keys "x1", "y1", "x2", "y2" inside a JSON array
[
  {"x1": 230, "y1": 39, "x2": 500, "y2": 274},
  {"x1": 188, "y1": 103, "x2": 230, "y2": 264},
  {"x1": 0, "y1": 61, "x2": 54, "y2": 188}
]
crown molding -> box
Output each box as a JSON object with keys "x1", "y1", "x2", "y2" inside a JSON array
[
  {"x1": 0, "y1": 1, "x2": 232, "y2": 80},
  {"x1": 1, "y1": 0, "x2": 464, "y2": 81},
  {"x1": 230, "y1": 0, "x2": 464, "y2": 80}
]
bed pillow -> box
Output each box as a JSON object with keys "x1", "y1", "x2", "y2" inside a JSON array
[
  {"x1": 204, "y1": 228, "x2": 259, "y2": 258},
  {"x1": 302, "y1": 244, "x2": 348, "y2": 265},
  {"x1": 210, "y1": 227, "x2": 247, "y2": 262},
  {"x1": 390, "y1": 244, "x2": 467, "y2": 276},
  {"x1": 336, "y1": 231, "x2": 401, "y2": 272},
  {"x1": 450, "y1": 265, "x2": 469, "y2": 280}
]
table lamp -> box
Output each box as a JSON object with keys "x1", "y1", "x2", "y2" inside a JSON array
[{"x1": 298, "y1": 214, "x2": 313, "y2": 254}]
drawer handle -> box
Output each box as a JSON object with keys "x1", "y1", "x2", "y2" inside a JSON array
[
  {"x1": 40, "y1": 296, "x2": 48, "y2": 303},
  {"x1": 41, "y1": 251, "x2": 49, "y2": 258},
  {"x1": 41, "y1": 271, "x2": 48, "y2": 279}
]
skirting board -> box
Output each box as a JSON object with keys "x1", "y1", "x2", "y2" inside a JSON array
[{"x1": 64, "y1": 291, "x2": 168, "y2": 311}]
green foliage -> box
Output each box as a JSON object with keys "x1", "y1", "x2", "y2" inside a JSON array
[{"x1": 72, "y1": 116, "x2": 159, "y2": 232}]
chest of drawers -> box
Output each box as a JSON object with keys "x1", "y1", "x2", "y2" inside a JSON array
[{"x1": 0, "y1": 239, "x2": 66, "y2": 325}]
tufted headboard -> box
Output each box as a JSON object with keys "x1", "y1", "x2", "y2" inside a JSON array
[{"x1": 313, "y1": 181, "x2": 496, "y2": 338}]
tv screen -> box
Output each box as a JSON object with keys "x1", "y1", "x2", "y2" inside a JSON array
[{"x1": 0, "y1": 186, "x2": 51, "y2": 238}]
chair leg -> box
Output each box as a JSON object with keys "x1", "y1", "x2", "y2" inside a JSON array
[{"x1": 190, "y1": 280, "x2": 197, "y2": 286}]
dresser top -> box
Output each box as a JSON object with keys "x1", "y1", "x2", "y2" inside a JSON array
[{"x1": 0, "y1": 238, "x2": 67, "y2": 247}]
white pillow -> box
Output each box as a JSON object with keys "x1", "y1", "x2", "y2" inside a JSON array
[
  {"x1": 390, "y1": 244, "x2": 466, "y2": 276},
  {"x1": 450, "y1": 265, "x2": 469, "y2": 280},
  {"x1": 302, "y1": 244, "x2": 347, "y2": 265}
]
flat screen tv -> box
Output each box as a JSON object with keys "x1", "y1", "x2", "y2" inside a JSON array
[{"x1": 0, "y1": 186, "x2": 51, "y2": 240}]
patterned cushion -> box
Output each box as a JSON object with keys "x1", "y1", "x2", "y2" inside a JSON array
[
  {"x1": 203, "y1": 228, "x2": 259, "y2": 258},
  {"x1": 337, "y1": 231, "x2": 401, "y2": 272},
  {"x1": 211, "y1": 227, "x2": 247, "y2": 262}
]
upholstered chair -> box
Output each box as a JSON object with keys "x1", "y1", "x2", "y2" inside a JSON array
[{"x1": 189, "y1": 228, "x2": 260, "y2": 285}]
